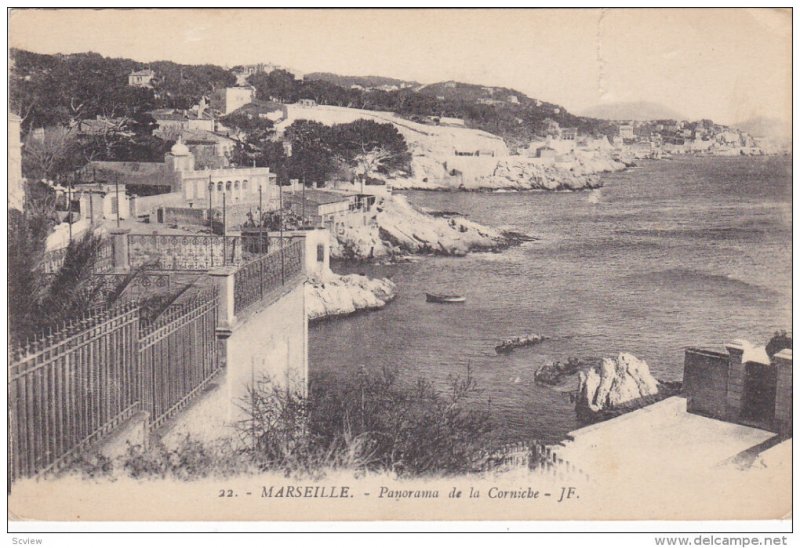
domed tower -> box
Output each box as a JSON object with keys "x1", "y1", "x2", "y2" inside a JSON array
[{"x1": 165, "y1": 136, "x2": 195, "y2": 173}]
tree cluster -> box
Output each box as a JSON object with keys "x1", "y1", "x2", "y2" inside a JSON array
[
  {"x1": 227, "y1": 118, "x2": 411, "y2": 186},
  {"x1": 10, "y1": 49, "x2": 234, "y2": 131},
  {"x1": 21, "y1": 114, "x2": 172, "y2": 183}
]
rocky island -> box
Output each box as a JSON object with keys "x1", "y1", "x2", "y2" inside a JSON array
[{"x1": 575, "y1": 353, "x2": 680, "y2": 423}]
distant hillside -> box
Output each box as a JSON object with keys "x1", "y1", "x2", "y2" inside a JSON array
[
  {"x1": 580, "y1": 101, "x2": 684, "y2": 122},
  {"x1": 304, "y1": 72, "x2": 418, "y2": 89},
  {"x1": 735, "y1": 116, "x2": 791, "y2": 142},
  {"x1": 11, "y1": 48, "x2": 617, "y2": 147},
  {"x1": 10, "y1": 48, "x2": 235, "y2": 130},
  {"x1": 417, "y1": 81, "x2": 534, "y2": 105}
]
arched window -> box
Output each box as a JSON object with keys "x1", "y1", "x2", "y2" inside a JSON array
[
  {"x1": 242, "y1": 180, "x2": 248, "y2": 192},
  {"x1": 234, "y1": 181, "x2": 240, "y2": 190},
  {"x1": 226, "y1": 181, "x2": 232, "y2": 191},
  {"x1": 217, "y1": 182, "x2": 223, "y2": 192}
]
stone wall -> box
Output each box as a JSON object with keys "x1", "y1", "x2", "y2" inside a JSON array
[
  {"x1": 724, "y1": 343, "x2": 746, "y2": 422},
  {"x1": 683, "y1": 344, "x2": 792, "y2": 434},
  {"x1": 159, "y1": 280, "x2": 307, "y2": 443},
  {"x1": 773, "y1": 350, "x2": 792, "y2": 434},
  {"x1": 161, "y1": 206, "x2": 207, "y2": 227}
]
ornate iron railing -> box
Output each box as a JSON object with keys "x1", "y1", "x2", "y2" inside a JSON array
[
  {"x1": 128, "y1": 234, "x2": 242, "y2": 271},
  {"x1": 233, "y1": 238, "x2": 304, "y2": 314},
  {"x1": 41, "y1": 239, "x2": 114, "y2": 274}
]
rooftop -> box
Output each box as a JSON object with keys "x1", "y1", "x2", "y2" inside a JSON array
[
  {"x1": 229, "y1": 100, "x2": 285, "y2": 117},
  {"x1": 559, "y1": 397, "x2": 777, "y2": 477},
  {"x1": 285, "y1": 189, "x2": 354, "y2": 205},
  {"x1": 149, "y1": 109, "x2": 214, "y2": 122},
  {"x1": 180, "y1": 129, "x2": 236, "y2": 145}
]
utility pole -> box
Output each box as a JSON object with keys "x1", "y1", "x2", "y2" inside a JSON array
[
  {"x1": 115, "y1": 174, "x2": 121, "y2": 228},
  {"x1": 208, "y1": 179, "x2": 213, "y2": 267},
  {"x1": 89, "y1": 168, "x2": 95, "y2": 225},
  {"x1": 279, "y1": 179, "x2": 284, "y2": 283},
  {"x1": 67, "y1": 172, "x2": 74, "y2": 243},
  {"x1": 302, "y1": 171, "x2": 306, "y2": 226},
  {"x1": 258, "y1": 183, "x2": 264, "y2": 254},
  {"x1": 222, "y1": 191, "x2": 227, "y2": 266}
]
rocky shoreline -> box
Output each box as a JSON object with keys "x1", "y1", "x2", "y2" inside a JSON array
[
  {"x1": 389, "y1": 153, "x2": 628, "y2": 192},
  {"x1": 331, "y1": 194, "x2": 518, "y2": 261},
  {"x1": 305, "y1": 272, "x2": 397, "y2": 322}
]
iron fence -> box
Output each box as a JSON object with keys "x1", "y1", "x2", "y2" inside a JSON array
[
  {"x1": 139, "y1": 287, "x2": 221, "y2": 429},
  {"x1": 8, "y1": 287, "x2": 221, "y2": 482},
  {"x1": 233, "y1": 238, "x2": 304, "y2": 314},
  {"x1": 41, "y1": 239, "x2": 114, "y2": 274},
  {"x1": 8, "y1": 303, "x2": 141, "y2": 480},
  {"x1": 128, "y1": 234, "x2": 242, "y2": 270}
]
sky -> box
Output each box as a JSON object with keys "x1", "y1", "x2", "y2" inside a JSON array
[{"x1": 8, "y1": 8, "x2": 792, "y2": 125}]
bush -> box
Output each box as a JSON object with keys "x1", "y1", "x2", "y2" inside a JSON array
[
  {"x1": 307, "y1": 364, "x2": 493, "y2": 476},
  {"x1": 121, "y1": 437, "x2": 252, "y2": 480},
  {"x1": 234, "y1": 378, "x2": 377, "y2": 478},
  {"x1": 60, "y1": 367, "x2": 492, "y2": 481},
  {"x1": 234, "y1": 365, "x2": 493, "y2": 477}
]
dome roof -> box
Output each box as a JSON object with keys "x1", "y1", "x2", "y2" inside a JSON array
[{"x1": 171, "y1": 136, "x2": 190, "y2": 156}]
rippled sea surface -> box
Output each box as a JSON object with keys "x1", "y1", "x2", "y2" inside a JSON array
[{"x1": 309, "y1": 156, "x2": 792, "y2": 443}]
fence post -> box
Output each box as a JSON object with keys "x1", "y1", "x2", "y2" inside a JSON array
[
  {"x1": 109, "y1": 228, "x2": 131, "y2": 274},
  {"x1": 209, "y1": 265, "x2": 237, "y2": 335}
]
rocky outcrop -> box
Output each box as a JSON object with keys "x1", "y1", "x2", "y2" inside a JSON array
[
  {"x1": 575, "y1": 353, "x2": 661, "y2": 421},
  {"x1": 305, "y1": 272, "x2": 397, "y2": 321},
  {"x1": 390, "y1": 152, "x2": 626, "y2": 192},
  {"x1": 330, "y1": 194, "x2": 510, "y2": 260}
]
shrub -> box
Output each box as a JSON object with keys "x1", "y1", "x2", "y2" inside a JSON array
[{"x1": 308, "y1": 364, "x2": 493, "y2": 476}]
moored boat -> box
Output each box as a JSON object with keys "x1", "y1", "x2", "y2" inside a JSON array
[
  {"x1": 495, "y1": 333, "x2": 547, "y2": 354},
  {"x1": 425, "y1": 293, "x2": 466, "y2": 304}
]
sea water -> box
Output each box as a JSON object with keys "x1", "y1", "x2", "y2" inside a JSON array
[{"x1": 310, "y1": 156, "x2": 792, "y2": 443}]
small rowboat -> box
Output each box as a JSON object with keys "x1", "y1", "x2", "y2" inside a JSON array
[
  {"x1": 425, "y1": 293, "x2": 466, "y2": 304},
  {"x1": 495, "y1": 334, "x2": 547, "y2": 354}
]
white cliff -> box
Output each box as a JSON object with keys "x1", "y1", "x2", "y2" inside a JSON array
[
  {"x1": 576, "y1": 353, "x2": 660, "y2": 418},
  {"x1": 278, "y1": 103, "x2": 621, "y2": 191},
  {"x1": 392, "y1": 151, "x2": 626, "y2": 191},
  {"x1": 305, "y1": 271, "x2": 397, "y2": 321}
]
